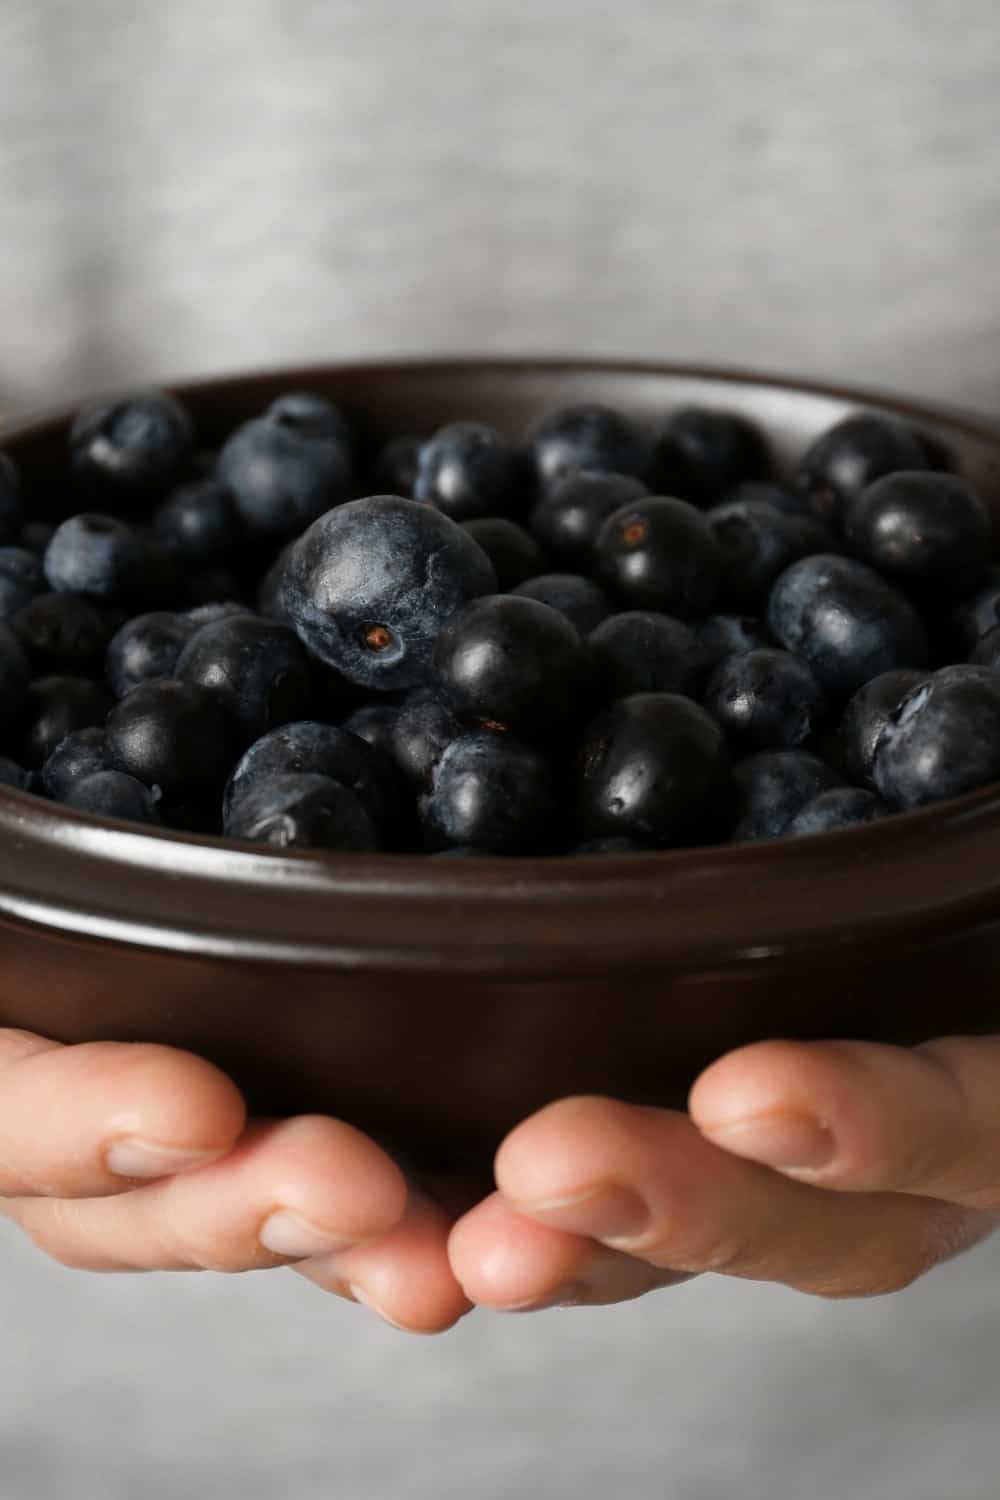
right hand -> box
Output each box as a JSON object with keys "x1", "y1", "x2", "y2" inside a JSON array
[{"x1": 0, "y1": 1027, "x2": 473, "y2": 1333}]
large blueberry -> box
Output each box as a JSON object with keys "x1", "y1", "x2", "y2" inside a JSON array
[
  {"x1": 418, "y1": 729, "x2": 556, "y2": 854},
  {"x1": 43, "y1": 513, "x2": 162, "y2": 605},
  {"x1": 767, "y1": 554, "x2": 928, "y2": 700},
  {"x1": 415, "y1": 422, "x2": 523, "y2": 520},
  {"x1": 588, "y1": 610, "x2": 709, "y2": 701},
  {"x1": 872, "y1": 665, "x2": 1000, "y2": 810},
  {"x1": 106, "y1": 611, "x2": 197, "y2": 699},
  {"x1": 0, "y1": 547, "x2": 45, "y2": 618},
  {"x1": 281, "y1": 495, "x2": 497, "y2": 692},
  {"x1": 40, "y1": 726, "x2": 109, "y2": 800},
  {"x1": 512, "y1": 574, "x2": 613, "y2": 636},
  {"x1": 650, "y1": 407, "x2": 767, "y2": 505},
  {"x1": 0, "y1": 454, "x2": 25, "y2": 545},
  {"x1": 63, "y1": 769, "x2": 162, "y2": 827},
  {"x1": 223, "y1": 719, "x2": 398, "y2": 832},
  {"x1": 796, "y1": 413, "x2": 928, "y2": 526},
  {"x1": 577, "y1": 692, "x2": 732, "y2": 846},
  {"x1": 224, "y1": 772, "x2": 380, "y2": 852},
  {"x1": 835, "y1": 668, "x2": 926, "y2": 785},
  {"x1": 530, "y1": 405, "x2": 646, "y2": 490},
  {"x1": 703, "y1": 647, "x2": 826, "y2": 753},
  {"x1": 218, "y1": 414, "x2": 351, "y2": 539},
  {"x1": 528, "y1": 470, "x2": 648, "y2": 570},
  {"x1": 266, "y1": 391, "x2": 353, "y2": 451},
  {"x1": 730, "y1": 750, "x2": 845, "y2": 842},
  {"x1": 845, "y1": 471, "x2": 991, "y2": 595},
  {"x1": 595, "y1": 496, "x2": 726, "y2": 617},
  {"x1": 105, "y1": 679, "x2": 240, "y2": 802},
  {"x1": 70, "y1": 390, "x2": 194, "y2": 506},
  {"x1": 174, "y1": 614, "x2": 312, "y2": 742}
]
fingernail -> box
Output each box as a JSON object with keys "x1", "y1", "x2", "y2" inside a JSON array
[
  {"x1": 106, "y1": 1138, "x2": 218, "y2": 1180},
  {"x1": 497, "y1": 1282, "x2": 586, "y2": 1312},
  {"x1": 349, "y1": 1283, "x2": 419, "y2": 1333},
  {"x1": 708, "y1": 1112, "x2": 835, "y2": 1171},
  {"x1": 259, "y1": 1210, "x2": 356, "y2": 1259},
  {"x1": 513, "y1": 1184, "x2": 649, "y2": 1243}
]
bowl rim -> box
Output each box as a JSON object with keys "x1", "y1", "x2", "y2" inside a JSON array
[{"x1": 3, "y1": 354, "x2": 1000, "y2": 976}]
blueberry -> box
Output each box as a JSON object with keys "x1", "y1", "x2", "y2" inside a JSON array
[
  {"x1": 970, "y1": 625, "x2": 1000, "y2": 671},
  {"x1": 0, "y1": 620, "x2": 30, "y2": 727},
  {"x1": 697, "y1": 614, "x2": 772, "y2": 667},
  {"x1": 0, "y1": 547, "x2": 45, "y2": 618},
  {"x1": 11, "y1": 592, "x2": 114, "y2": 676},
  {"x1": 223, "y1": 720, "x2": 398, "y2": 833},
  {"x1": 511, "y1": 573, "x2": 613, "y2": 636},
  {"x1": 462, "y1": 518, "x2": 546, "y2": 590},
  {"x1": 873, "y1": 666, "x2": 1000, "y2": 810},
  {"x1": 845, "y1": 472, "x2": 991, "y2": 596},
  {"x1": 588, "y1": 610, "x2": 710, "y2": 700},
  {"x1": 703, "y1": 647, "x2": 827, "y2": 753},
  {"x1": 106, "y1": 611, "x2": 197, "y2": 699},
  {"x1": 796, "y1": 413, "x2": 928, "y2": 527},
  {"x1": 63, "y1": 769, "x2": 162, "y2": 826},
  {"x1": 432, "y1": 595, "x2": 588, "y2": 740},
  {"x1": 594, "y1": 496, "x2": 726, "y2": 617},
  {"x1": 218, "y1": 415, "x2": 351, "y2": 540},
  {"x1": 0, "y1": 453, "x2": 24, "y2": 544},
  {"x1": 154, "y1": 480, "x2": 239, "y2": 567},
  {"x1": 224, "y1": 772, "x2": 379, "y2": 852},
  {"x1": 650, "y1": 408, "x2": 767, "y2": 505},
  {"x1": 105, "y1": 679, "x2": 240, "y2": 803},
  {"x1": 22, "y1": 676, "x2": 113, "y2": 768},
  {"x1": 786, "y1": 787, "x2": 888, "y2": 837},
  {"x1": 341, "y1": 701, "x2": 401, "y2": 760},
  {"x1": 174, "y1": 615, "x2": 312, "y2": 742},
  {"x1": 266, "y1": 391, "x2": 353, "y2": 451},
  {"x1": 40, "y1": 726, "x2": 109, "y2": 800},
  {"x1": 0, "y1": 755, "x2": 29, "y2": 791},
  {"x1": 388, "y1": 689, "x2": 464, "y2": 787},
  {"x1": 530, "y1": 405, "x2": 645, "y2": 490},
  {"x1": 281, "y1": 495, "x2": 497, "y2": 692},
  {"x1": 528, "y1": 470, "x2": 648, "y2": 570},
  {"x1": 730, "y1": 750, "x2": 845, "y2": 842},
  {"x1": 767, "y1": 555, "x2": 928, "y2": 700},
  {"x1": 418, "y1": 729, "x2": 556, "y2": 854},
  {"x1": 70, "y1": 391, "x2": 194, "y2": 506},
  {"x1": 708, "y1": 499, "x2": 812, "y2": 610},
  {"x1": 19, "y1": 522, "x2": 56, "y2": 558},
  {"x1": 577, "y1": 692, "x2": 732, "y2": 846},
  {"x1": 835, "y1": 669, "x2": 927, "y2": 785},
  {"x1": 955, "y1": 566, "x2": 1000, "y2": 646},
  {"x1": 371, "y1": 434, "x2": 423, "y2": 497},
  {"x1": 43, "y1": 513, "x2": 162, "y2": 605},
  {"x1": 416, "y1": 422, "x2": 523, "y2": 520}
]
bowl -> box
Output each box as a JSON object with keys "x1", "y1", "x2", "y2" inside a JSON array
[{"x1": 3, "y1": 358, "x2": 1000, "y2": 1173}]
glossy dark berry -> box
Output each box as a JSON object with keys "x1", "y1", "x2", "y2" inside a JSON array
[
  {"x1": 767, "y1": 554, "x2": 928, "y2": 700},
  {"x1": 511, "y1": 574, "x2": 613, "y2": 636},
  {"x1": 955, "y1": 566, "x2": 1000, "y2": 646},
  {"x1": 70, "y1": 391, "x2": 194, "y2": 506},
  {"x1": 43, "y1": 513, "x2": 160, "y2": 605},
  {"x1": 415, "y1": 423, "x2": 522, "y2": 521},
  {"x1": 22, "y1": 676, "x2": 113, "y2": 768},
  {"x1": 154, "y1": 480, "x2": 239, "y2": 566},
  {"x1": 0, "y1": 755, "x2": 29, "y2": 790},
  {"x1": 730, "y1": 750, "x2": 845, "y2": 842},
  {"x1": 105, "y1": 679, "x2": 239, "y2": 801},
  {"x1": 0, "y1": 547, "x2": 45, "y2": 618},
  {"x1": 223, "y1": 720, "x2": 397, "y2": 832},
  {"x1": 704, "y1": 648, "x2": 826, "y2": 753},
  {"x1": 105, "y1": 611, "x2": 197, "y2": 699},
  {"x1": 11, "y1": 592, "x2": 114, "y2": 676},
  {"x1": 218, "y1": 415, "x2": 351, "y2": 540},
  {"x1": 697, "y1": 614, "x2": 771, "y2": 667},
  {"x1": 528, "y1": 470, "x2": 648, "y2": 570},
  {"x1": 224, "y1": 772, "x2": 379, "y2": 852},
  {"x1": 388, "y1": 689, "x2": 464, "y2": 787},
  {"x1": 650, "y1": 407, "x2": 767, "y2": 505},
  {"x1": 418, "y1": 730, "x2": 555, "y2": 854},
  {"x1": 63, "y1": 769, "x2": 162, "y2": 826},
  {"x1": 371, "y1": 434, "x2": 422, "y2": 496},
  {"x1": 281, "y1": 496, "x2": 497, "y2": 692},
  {"x1": 577, "y1": 692, "x2": 732, "y2": 846},
  {"x1": 0, "y1": 453, "x2": 24, "y2": 544},
  {"x1": 266, "y1": 391, "x2": 352, "y2": 451},
  {"x1": 40, "y1": 726, "x2": 109, "y2": 800},
  {"x1": 796, "y1": 414, "x2": 928, "y2": 526},
  {"x1": 845, "y1": 471, "x2": 991, "y2": 597},
  {"x1": 872, "y1": 666, "x2": 1000, "y2": 810},
  {"x1": 19, "y1": 522, "x2": 55, "y2": 557},
  {"x1": 588, "y1": 610, "x2": 709, "y2": 700},
  {"x1": 174, "y1": 615, "x2": 312, "y2": 742},
  {"x1": 530, "y1": 405, "x2": 645, "y2": 490},
  {"x1": 432, "y1": 595, "x2": 588, "y2": 739},
  {"x1": 462, "y1": 518, "x2": 546, "y2": 590},
  {"x1": 594, "y1": 496, "x2": 726, "y2": 617},
  {"x1": 0, "y1": 620, "x2": 30, "y2": 724},
  {"x1": 835, "y1": 669, "x2": 926, "y2": 785},
  {"x1": 708, "y1": 499, "x2": 812, "y2": 609},
  {"x1": 786, "y1": 787, "x2": 888, "y2": 837}
]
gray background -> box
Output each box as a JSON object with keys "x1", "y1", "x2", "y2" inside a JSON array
[{"x1": 2, "y1": 1, "x2": 1000, "y2": 1495}]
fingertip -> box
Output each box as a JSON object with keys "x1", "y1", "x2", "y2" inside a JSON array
[{"x1": 688, "y1": 1040, "x2": 813, "y2": 1132}]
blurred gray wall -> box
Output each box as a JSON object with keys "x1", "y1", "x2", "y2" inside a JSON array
[{"x1": 2, "y1": 3, "x2": 1000, "y2": 1498}]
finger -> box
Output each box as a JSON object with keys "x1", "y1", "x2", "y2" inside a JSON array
[
  {"x1": 0, "y1": 1030, "x2": 246, "y2": 1198},
  {"x1": 689, "y1": 1037, "x2": 1000, "y2": 1211},
  {"x1": 294, "y1": 1183, "x2": 473, "y2": 1333},
  {"x1": 1, "y1": 1115, "x2": 408, "y2": 1272},
  {"x1": 448, "y1": 1190, "x2": 693, "y2": 1311},
  {"x1": 494, "y1": 1096, "x2": 991, "y2": 1298}
]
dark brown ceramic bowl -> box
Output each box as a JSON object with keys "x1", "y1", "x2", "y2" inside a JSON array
[{"x1": 3, "y1": 359, "x2": 1000, "y2": 1172}]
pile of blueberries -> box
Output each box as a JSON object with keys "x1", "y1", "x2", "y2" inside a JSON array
[{"x1": 2, "y1": 385, "x2": 1000, "y2": 858}]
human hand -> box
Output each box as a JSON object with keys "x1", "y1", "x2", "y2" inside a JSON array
[
  {"x1": 0, "y1": 1028, "x2": 472, "y2": 1332},
  {"x1": 448, "y1": 1038, "x2": 1000, "y2": 1310}
]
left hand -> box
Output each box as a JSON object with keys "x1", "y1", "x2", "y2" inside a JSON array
[{"x1": 447, "y1": 1037, "x2": 1000, "y2": 1311}]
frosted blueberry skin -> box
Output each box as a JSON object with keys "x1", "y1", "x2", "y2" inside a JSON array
[
  {"x1": 70, "y1": 391, "x2": 195, "y2": 507},
  {"x1": 224, "y1": 772, "x2": 380, "y2": 853},
  {"x1": 873, "y1": 665, "x2": 1000, "y2": 811},
  {"x1": 281, "y1": 495, "x2": 497, "y2": 693},
  {"x1": 218, "y1": 414, "x2": 352, "y2": 540},
  {"x1": 223, "y1": 719, "x2": 398, "y2": 833},
  {"x1": 40, "y1": 726, "x2": 109, "y2": 800},
  {"x1": 730, "y1": 750, "x2": 846, "y2": 843}
]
